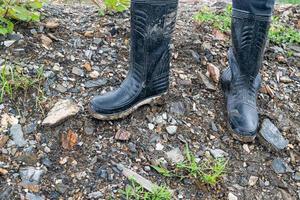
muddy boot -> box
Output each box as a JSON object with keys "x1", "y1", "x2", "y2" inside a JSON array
[
  {"x1": 89, "y1": 0, "x2": 178, "y2": 120},
  {"x1": 221, "y1": 8, "x2": 272, "y2": 142}
]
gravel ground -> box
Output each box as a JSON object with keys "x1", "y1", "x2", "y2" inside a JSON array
[{"x1": 0, "y1": 1, "x2": 299, "y2": 200}]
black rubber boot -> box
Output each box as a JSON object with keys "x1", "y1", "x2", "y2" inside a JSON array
[
  {"x1": 221, "y1": 8, "x2": 272, "y2": 142},
  {"x1": 89, "y1": 0, "x2": 178, "y2": 120}
]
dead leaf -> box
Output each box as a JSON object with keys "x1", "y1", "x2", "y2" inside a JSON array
[
  {"x1": 19, "y1": 183, "x2": 40, "y2": 192},
  {"x1": 61, "y1": 130, "x2": 78, "y2": 150},
  {"x1": 277, "y1": 55, "x2": 285, "y2": 63},
  {"x1": 206, "y1": 63, "x2": 220, "y2": 83},
  {"x1": 212, "y1": 29, "x2": 227, "y2": 41},
  {"x1": 45, "y1": 20, "x2": 60, "y2": 29},
  {"x1": 296, "y1": 19, "x2": 300, "y2": 29},
  {"x1": 124, "y1": 38, "x2": 129, "y2": 46},
  {"x1": 41, "y1": 35, "x2": 52, "y2": 49},
  {"x1": 260, "y1": 85, "x2": 275, "y2": 98},
  {"x1": 83, "y1": 62, "x2": 92, "y2": 72},
  {"x1": 0, "y1": 134, "x2": 9, "y2": 148},
  {"x1": 115, "y1": 129, "x2": 131, "y2": 141},
  {"x1": 0, "y1": 168, "x2": 8, "y2": 175},
  {"x1": 199, "y1": 71, "x2": 216, "y2": 91},
  {"x1": 84, "y1": 31, "x2": 94, "y2": 38}
]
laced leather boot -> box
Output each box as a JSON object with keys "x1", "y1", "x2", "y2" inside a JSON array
[
  {"x1": 89, "y1": 0, "x2": 178, "y2": 120},
  {"x1": 221, "y1": 9, "x2": 271, "y2": 142}
]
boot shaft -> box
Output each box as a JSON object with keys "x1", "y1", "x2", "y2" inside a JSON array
[
  {"x1": 231, "y1": 9, "x2": 271, "y2": 78},
  {"x1": 130, "y1": 0, "x2": 178, "y2": 82}
]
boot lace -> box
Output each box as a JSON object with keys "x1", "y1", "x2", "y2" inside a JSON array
[{"x1": 231, "y1": 76, "x2": 257, "y2": 104}]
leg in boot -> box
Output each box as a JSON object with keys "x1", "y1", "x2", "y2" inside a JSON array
[
  {"x1": 221, "y1": 0, "x2": 275, "y2": 142},
  {"x1": 89, "y1": 0, "x2": 178, "y2": 120}
]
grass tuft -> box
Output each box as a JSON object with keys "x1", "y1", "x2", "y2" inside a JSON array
[
  {"x1": 193, "y1": 5, "x2": 300, "y2": 45},
  {"x1": 0, "y1": 63, "x2": 45, "y2": 107},
  {"x1": 152, "y1": 144, "x2": 228, "y2": 187},
  {"x1": 120, "y1": 177, "x2": 172, "y2": 200}
]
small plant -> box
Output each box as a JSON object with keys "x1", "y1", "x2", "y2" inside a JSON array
[
  {"x1": 0, "y1": 0, "x2": 44, "y2": 35},
  {"x1": 193, "y1": 5, "x2": 300, "y2": 45},
  {"x1": 278, "y1": 0, "x2": 300, "y2": 4},
  {"x1": 92, "y1": 0, "x2": 130, "y2": 15},
  {"x1": 120, "y1": 178, "x2": 172, "y2": 200},
  {"x1": 152, "y1": 144, "x2": 228, "y2": 187},
  {"x1": 0, "y1": 63, "x2": 45, "y2": 103},
  {"x1": 193, "y1": 5, "x2": 232, "y2": 33},
  {"x1": 269, "y1": 17, "x2": 300, "y2": 44}
]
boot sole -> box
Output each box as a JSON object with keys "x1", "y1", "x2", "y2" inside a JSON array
[
  {"x1": 227, "y1": 121, "x2": 256, "y2": 143},
  {"x1": 88, "y1": 93, "x2": 166, "y2": 121},
  {"x1": 221, "y1": 75, "x2": 256, "y2": 143}
]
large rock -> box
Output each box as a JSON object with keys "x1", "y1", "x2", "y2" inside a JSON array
[
  {"x1": 165, "y1": 147, "x2": 184, "y2": 164},
  {"x1": 19, "y1": 167, "x2": 44, "y2": 184},
  {"x1": 209, "y1": 148, "x2": 228, "y2": 158},
  {"x1": 10, "y1": 124, "x2": 27, "y2": 147},
  {"x1": 258, "y1": 119, "x2": 289, "y2": 151},
  {"x1": 272, "y1": 158, "x2": 294, "y2": 174},
  {"x1": 42, "y1": 99, "x2": 80, "y2": 126}
]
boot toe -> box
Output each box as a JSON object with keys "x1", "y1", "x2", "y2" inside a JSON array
[
  {"x1": 90, "y1": 93, "x2": 117, "y2": 114},
  {"x1": 228, "y1": 104, "x2": 259, "y2": 138}
]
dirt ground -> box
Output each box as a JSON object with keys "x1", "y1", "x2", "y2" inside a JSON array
[{"x1": 0, "y1": 1, "x2": 299, "y2": 200}]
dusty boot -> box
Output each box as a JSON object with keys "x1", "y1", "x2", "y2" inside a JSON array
[
  {"x1": 89, "y1": 0, "x2": 178, "y2": 120},
  {"x1": 221, "y1": 7, "x2": 272, "y2": 142}
]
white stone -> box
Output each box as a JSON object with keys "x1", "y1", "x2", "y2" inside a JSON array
[
  {"x1": 42, "y1": 99, "x2": 80, "y2": 126},
  {"x1": 243, "y1": 144, "x2": 251, "y2": 154},
  {"x1": 248, "y1": 176, "x2": 259, "y2": 186},
  {"x1": 165, "y1": 147, "x2": 184, "y2": 164},
  {"x1": 148, "y1": 123, "x2": 155, "y2": 130},
  {"x1": 228, "y1": 192, "x2": 238, "y2": 200},
  {"x1": 89, "y1": 71, "x2": 100, "y2": 79},
  {"x1": 209, "y1": 149, "x2": 228, "y2": 158},
  {"x1": 166, "y1": 125, "x2": 177, "y2": 135},
  {"x1": 156, "y1": 143, "x2": 164, "y2": 151}
]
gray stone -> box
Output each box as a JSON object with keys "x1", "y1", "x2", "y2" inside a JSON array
[
  {"x1": 272, "y1": 158, "x2": 294, "y2": 174},
  {"x1": 42, "y1": 99, "x2": 80, "y2": 126},
  {"x1": 23, "y1": 123, "x2": 37, "y2": 134},
  {"x1": 84, "y1": 79, "x2": 108, "y2": 88},
  {"x1": 169, "y1": 101, "x2": 186, "y2": 115},
  {"x1": 144, "y1": 166, "x2": 151, "y2": 171},
  {"x1": 259, "y1": 119, "x2": 289, "y2": 151},
  {"x1": 55, "y1": 84, "x2": 68, "y2": 93},
  {"x1": 294, "y1": 172, "x2": 300, "y2": 181},
  {"x1": 55, "y1": 183, "x2": 68, "y2": 194},
  {"x1": 190, "y1": 50, "x2": 200, "y2": 63},
  {"x1": 0, "y1": 187, "x2": 13, "y2": 200},
  {"x1": 10, "y1": 124, "x2": 27, "y2": 147},
  {"x1": 209, "y1": 149, "x2": 228, "y2": 158},
  {"x1": 19, "y1": 167, "x2": 44, "y2": 184},
  {"x1": 88, "y1": 191, "x2": 103, "y2": 199},
  {"x1": 26, "y1": 193, "x2": 45, "y2": 200},
  {"x1": 210, "y1": 121, "x2": 218, "y2": 132},
  {"x1": 84, "y1": 121, "x2": 95, "y2": 135},
  {"x1": 30, "y1": 29, "x2": 38, "y2": 35},
  {"x1": 85, "y1": 50, "x2": 93, "y2": 60},
  {"x1": 72, "y1": 67, "x2": 84, "y2": 76},
  {"x1": 97, "y1": 169, "x2": 108, "y2": 179},
  {"x1": 4, "y1": 40, "x2": 16, "y2": 47},
  {"x1": 128, "y1": 142, "x2": 137, "y2": 153},
  {"x1": 93, "y1": 38, "x2": 102, "y2": 45},
  {"x1": 166, "y1": 125, "x2": 177, "y2": 135},
  {"x1": 119, "y1": 164, "x2": 173, "y2": 193},
  {"x1": 165, "y1": 147, "x2": 184, "y2": 164},
  {"x1": 8, "y1": 33, "x2": 23, "y2": 41},
  {"x1": 199, "y1": 72, "x2": 216, "y2": 91}
]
